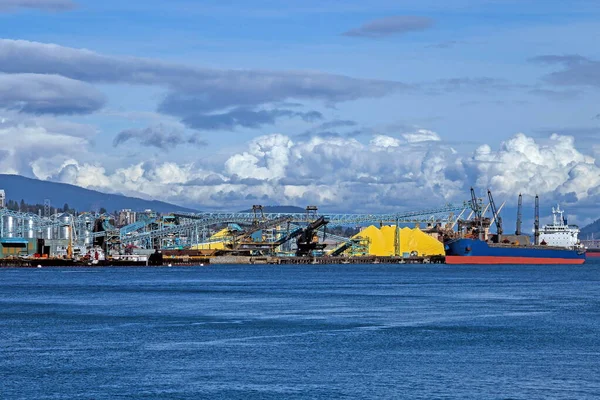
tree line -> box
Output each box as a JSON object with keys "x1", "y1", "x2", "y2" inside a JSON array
[{"x1": 3, "y1": 199, "x2": 107, "y2": 216}]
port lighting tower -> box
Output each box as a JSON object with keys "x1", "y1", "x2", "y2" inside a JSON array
[{"x1": 44, "y1": 199, "x2": 51, "y2": 218}]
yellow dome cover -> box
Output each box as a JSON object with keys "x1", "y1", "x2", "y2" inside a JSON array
[{"x1": 352, "y1": 225, "x2": 444, "y2": 257}]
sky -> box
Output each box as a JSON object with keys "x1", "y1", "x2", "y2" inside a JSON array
[{"x1": 1, "y1": 0, "x2": 600, "y2": 225}]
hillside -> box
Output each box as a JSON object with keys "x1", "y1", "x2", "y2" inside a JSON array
[
  {"x1": 581, "y1": 218, "x2": 600, "y2": 240},
  {"x1": 0, "y1": 174, "x2": 197, "y2": 213}
]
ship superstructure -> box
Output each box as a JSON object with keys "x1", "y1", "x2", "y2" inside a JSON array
[{"x1": 538, "y1": 205, "x2": 581, "y2": 248}]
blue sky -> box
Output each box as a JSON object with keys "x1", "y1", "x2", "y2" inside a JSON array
[{"x1": 1, "y1": 0, "x2": 600, "y2": 225}]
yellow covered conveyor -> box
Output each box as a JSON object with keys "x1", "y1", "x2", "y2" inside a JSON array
[
  {"x1": 190, "y1": 228, "x2": 231, "y2": 250},
  {"x1": 352, "y1": 225, "x2": 443, "y2": 257}
]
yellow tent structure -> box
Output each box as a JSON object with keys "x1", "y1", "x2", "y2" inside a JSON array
[{"x1": 352, "y1": 225, "x2": 443, "y2": 256}]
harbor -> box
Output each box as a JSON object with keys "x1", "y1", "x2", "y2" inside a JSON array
[{"x1": 0, "y1": 188, "x2": 591, "y2": 266}]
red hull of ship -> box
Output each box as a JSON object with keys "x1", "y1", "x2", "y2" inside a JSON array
[
  {"x1": 586, "y1": 252, "x2": 600, "y2": 258},
  {"x1": 446, "y1": 256, "x2": 586, "y2": 265}
]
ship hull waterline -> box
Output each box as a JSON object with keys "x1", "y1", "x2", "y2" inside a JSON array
[
  {"x1": 445, "y1": 238, "x2": 586, "y2": 265},
  {"x1": 446, "y1": 256, "x2": 585, "y2": 265}
]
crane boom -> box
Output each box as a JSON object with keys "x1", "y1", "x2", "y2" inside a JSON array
[
  {"x1": 487, "y1": 189, "x2": 503, "y2": 235},
  {"x1": 470, "y1": 187, "x2": 482, "y2": 219},
  {"x1": 489, "y1": 201, "x2": 506, "y2": 227}
]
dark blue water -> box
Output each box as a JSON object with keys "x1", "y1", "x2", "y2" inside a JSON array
[{"x1": 1, "y1": 263, "x2": 599, "y2": 399}]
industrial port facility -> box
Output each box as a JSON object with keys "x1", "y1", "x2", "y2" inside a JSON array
[
  {"x1": 0, "y1": 188, "x2": 590, "y2": 266},
  {"x1": 0, "y1": 190, "x2": 471, "y2": 266}
]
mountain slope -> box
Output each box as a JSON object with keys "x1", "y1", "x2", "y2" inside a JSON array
[
  {"x1": 0, "y1": 174, "x2": 196, "y2": 213},
  {"x1": 581, "y1": 218, "x2": 600, "y2": 240}
]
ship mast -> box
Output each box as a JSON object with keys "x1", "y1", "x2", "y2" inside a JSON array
[
  {"x1": 534, "y1": 195, "x2": 540, "y2": 245},
  {"x1": 515, "y1": 193, "x2": 522, "y2": 235}
]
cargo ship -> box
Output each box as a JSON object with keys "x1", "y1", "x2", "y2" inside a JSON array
[
  {"x1": 587, "y1": 249, "x2": 600, "y2": 258},
  {"x1": 582, "y1": 240, "x2": 600, "y2": 258},
  {"x1": 445, "y1": 238, "x2": 586, "y2": 264},
  {"x1": 445, "y1": 190, "x2": 586, "y2": 265}
]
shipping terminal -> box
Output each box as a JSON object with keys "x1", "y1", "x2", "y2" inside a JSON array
[{"x1": 0, "y1": 188, "x2": 590, "y2": 266}]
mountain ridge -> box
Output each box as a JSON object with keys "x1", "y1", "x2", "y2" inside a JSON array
[
  {"x1": 0, "y1": 174, "x2": 197, "y2": 213},
  {"x1": 581, "y1": 218, "x2": 600, "y2": 240}
]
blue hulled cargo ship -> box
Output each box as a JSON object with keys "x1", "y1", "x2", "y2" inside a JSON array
[
  {"x1": 445, "y1": 189, "x2": 586, "y2": 265},
  {"x1": 445, "y1": 238, "x2": 586, "y2": 265}
]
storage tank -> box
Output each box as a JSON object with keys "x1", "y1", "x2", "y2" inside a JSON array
[
  {"x1": 59, "y1": 213, "x2": 72, "y2": 240},
  {"x1": 45, "y1": 225, "x2": 53, "y2": 240},
  {"x1": 27, "y1": 217, "x2": 35, "y2": 239},
  {"x1": 4, "y1": 215, "x2": 14, "y2": 238},
  {"x1": 81, "y1": 215, "x2": 93, "y2": 245}
]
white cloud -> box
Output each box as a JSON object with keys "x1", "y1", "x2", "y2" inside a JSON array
[
  {"x1": 402, "y1": 129, "x2": 441, "y2": 143},
  {"x1": 369, "y1": 129, "x2": 441, "y2": 149},
  {"x1": 466, "y1": 133, "x2": 600, "y2": 201},
  {"x1": 224, "y1": 134, "x2": 293, "y2": 180},
  {"x1": 3, "y1": 118, "x2": 599, "y2": 217},
  {"x1": 370, "y1": 134, "x2": 402, "y2": 148},
  {"x1": 0, "y1": 114, "x2": 91, "y2": 176}
]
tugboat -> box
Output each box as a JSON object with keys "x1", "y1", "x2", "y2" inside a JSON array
[{"x1": 445, "y1": 189, "x2": 586, "y2": 265}]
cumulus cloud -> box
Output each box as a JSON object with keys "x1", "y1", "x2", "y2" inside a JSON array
[
  {"x1": 370, "y1": 135, "x2": 402, "y2": 148},
  {"x1": 51, "y1": 160, "x2": 225, "y2": 202},
  {"x1": 113, "y1": 125, "x2": 206, "y2": 150},
  {"x1": 464, "y1": 133, "x2": 600, "y2": 201},
  {"x1": 4, "y1": 116, "x2": 598, "y2": 216},
  {"x1": 0, "y1": 39, "x2": 408, "y2": 128},
  {"x1": 403, "y1": 129, "x2": 441, "y2": 143},
  {"x1": 225, "y1": 134, "x2": 293, "y2": 180},
  {"x1": 44, "y1": 130, "x2": 462, "y2": 211},
  {"x1": 0, "y1": 73, "x2": 105, "y2": 114},
  {"x1": 0, "y1": 0, "x2": 75, "y2": 12},
  {"x1": 343, "y1": 16, "x2": 434, "y2": 38},
  {"x1": 369, "y1": 129, "x2": 440, "y2": 148},
  {"x1": 0, "y1": 114, "x2": 92, "y2": 177}
]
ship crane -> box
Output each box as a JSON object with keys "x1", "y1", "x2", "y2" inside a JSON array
[
  {"x1": 534, "y1": 195, "x2": 540, "y2": 245},
  {"x1": 515, "y1": 193, "x2": 523, "y2": 235},
  {"x1": 487, "y1": 189, "x2": 503, "y2": 236},
  {"x1": 470, "y1": 187, "x2": 482, "y2": 220}
]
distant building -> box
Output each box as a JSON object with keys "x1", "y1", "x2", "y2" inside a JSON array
[
  {"x1": 137, "y1": 209, "x2": 157, "y2": 222},
  {"x1": 117, "y1": 209, "x2": 136, "y2": 227},
  {"x1": 0, "y1": 190, "x2": 5, "y2": 208}
]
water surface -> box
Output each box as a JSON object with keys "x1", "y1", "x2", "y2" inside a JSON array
[{"x1": 1, "y1": 263, "x2": 599, "y2": 399}]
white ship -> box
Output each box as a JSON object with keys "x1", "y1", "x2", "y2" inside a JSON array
[{"x1": 539, "y1": 205, "x2": 581, "y2": 248}]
